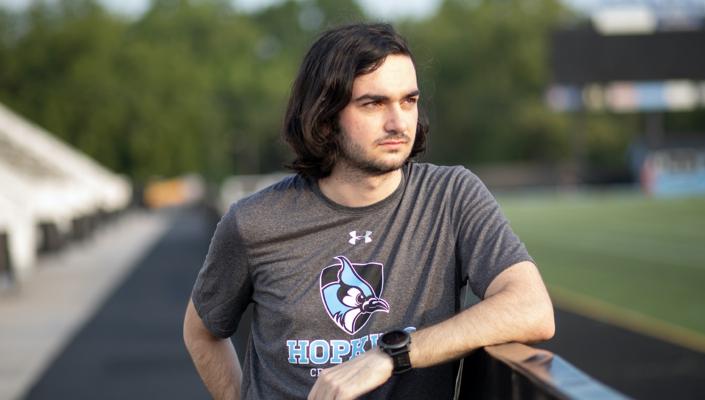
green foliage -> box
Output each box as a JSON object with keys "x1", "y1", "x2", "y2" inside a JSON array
[
  {"x1": 404, "y1": 0, "x2": 572, "y2": 165},
  {"x1": 0, "y1": 0, "x2": 650, "y2": 183},
  {"x1": 581, "y1": 113, "x2": 639, "y2": 168}
]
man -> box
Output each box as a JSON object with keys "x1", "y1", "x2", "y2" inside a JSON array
[{"x1": 183, "y1": 23, "x2": 554, "y2": 400}]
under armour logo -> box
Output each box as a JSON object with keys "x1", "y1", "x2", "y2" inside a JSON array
[{"x1": 349, "y1": 231, "x2": 372, "y2": 245}]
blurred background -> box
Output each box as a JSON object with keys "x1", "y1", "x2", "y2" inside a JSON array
[{"x1": 0, "y1": 0, "x2": 704, "y2": 399}]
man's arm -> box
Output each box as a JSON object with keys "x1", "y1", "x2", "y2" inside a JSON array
[
  {"x1": 407, "y1": 260, "x2": 554, "y2": 367},
  {"x1": 308, "y1": 261, "x2": 554, "y2": 400},
  {"x1": 183, "y1": 299, "x2": 243, "y2": 400}
]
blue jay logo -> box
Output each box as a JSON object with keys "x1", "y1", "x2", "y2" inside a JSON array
[{"x1": 320, "y1": 256, "x2": 389, "y2": 335}]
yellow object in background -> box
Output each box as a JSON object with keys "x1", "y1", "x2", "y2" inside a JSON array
[{"x1": 144, "y1": 175, "x2": 204, "y2": 209}]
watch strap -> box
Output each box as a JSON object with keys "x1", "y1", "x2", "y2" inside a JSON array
[{"x1": 388, "y1": 347, "x2": 412, "y2": 374}]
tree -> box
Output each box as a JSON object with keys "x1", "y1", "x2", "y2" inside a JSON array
[
  {"x1": 0, "y1": 0, "x2": 650, "y2": 184},
  {"x1": 402, "y1": 0, "x2": 572, "y2": 166}
]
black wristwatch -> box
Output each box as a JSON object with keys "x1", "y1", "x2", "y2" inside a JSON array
[{"x1": 379, "y1": 330, "x2": 412, "y2": 374}]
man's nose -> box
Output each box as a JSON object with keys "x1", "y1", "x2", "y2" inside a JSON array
[{"x1": 384, "y1": 105, "x2": 408, "y2": 135}]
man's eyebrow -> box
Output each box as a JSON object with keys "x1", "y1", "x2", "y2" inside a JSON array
[{"x1": 353, "y1": 90, "x2": 420, "y2": 103}]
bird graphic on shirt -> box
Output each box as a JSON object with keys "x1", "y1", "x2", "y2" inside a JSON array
[{"x1": 321, "y1": 256, "x2": 389, "y2": 335}]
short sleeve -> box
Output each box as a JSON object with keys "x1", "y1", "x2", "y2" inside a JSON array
[
  {"x1": 453, "y1": 169, "x2": 533, "y2": 298},
  {"x1": 191, "y1": 204, "x2": 253, "y2": 338}
]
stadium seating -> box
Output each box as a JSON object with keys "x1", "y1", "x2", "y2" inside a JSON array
[{"x1": 0, "y1": 103, "x2": 131, "y2": 284}]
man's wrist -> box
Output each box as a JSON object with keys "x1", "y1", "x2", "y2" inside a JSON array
[
  {"x1": 378, "y1": 329, "x2": 413, "y2": 374},
  {"x1": 372, "y1": 347, "x2": 395, "y2": 377}
]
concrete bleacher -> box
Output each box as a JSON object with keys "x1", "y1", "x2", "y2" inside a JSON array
[{"x1": 0, "y1": 102, "x2": 131, "y2": 284}]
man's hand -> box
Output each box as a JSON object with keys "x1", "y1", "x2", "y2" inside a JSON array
[{"x1": 308, "y1": 348, "x2": 393, "y2": 400}]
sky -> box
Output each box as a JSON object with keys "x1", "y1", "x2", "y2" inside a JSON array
[
  {"x1": 0, "y1": 0, "x2": 442, "y2": 19},
  {"x1": 1, "y1": 0, "x2": 705, "y2": 20}
]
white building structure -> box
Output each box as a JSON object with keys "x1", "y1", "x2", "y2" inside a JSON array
[{"x1": 0, "y1": 103, "x2": 131, "y2": 282}]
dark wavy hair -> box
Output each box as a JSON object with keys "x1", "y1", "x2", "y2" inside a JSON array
[{"x1": 283, "y1": 23, "x2": 429, "y2": 179}]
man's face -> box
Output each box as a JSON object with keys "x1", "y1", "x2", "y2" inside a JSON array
[{"x1": 336, "y1": 54, "x2": 419, "y2": 176}]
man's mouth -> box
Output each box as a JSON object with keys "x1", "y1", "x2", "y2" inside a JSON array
[{"x1": 377, "y1": 136, "x2": 409, "y2": 146}]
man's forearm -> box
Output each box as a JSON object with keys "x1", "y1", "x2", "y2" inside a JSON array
[
  {"x1": 409, "y1": 261, "x2": 554, "y2": 368},
  {"x1": 184, "y1": 300, "x2": 242, "y2": 400}
]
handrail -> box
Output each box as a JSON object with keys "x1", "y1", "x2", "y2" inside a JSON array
[{"x1": 459, "y1": 342, "x2": 628, "y2": 399}]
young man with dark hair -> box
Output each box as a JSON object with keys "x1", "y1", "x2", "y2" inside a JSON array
[{"x1": 184, "y1": 23, "x2": 554, "y2": 400}]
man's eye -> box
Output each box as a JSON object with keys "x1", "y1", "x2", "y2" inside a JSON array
[
  {"x1": 363, "y1": 101, "x2": 382, "y2": 108},
  {"x1": 401, "y1": 97, "x2": 418, "y2": 109}
]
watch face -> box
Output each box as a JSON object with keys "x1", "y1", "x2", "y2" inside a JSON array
[{"x1": 382, "y1": 330, "x2": 408, "y2": 347}]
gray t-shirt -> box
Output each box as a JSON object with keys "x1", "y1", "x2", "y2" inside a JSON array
[{"x1": 191, "y1": 162, "x2": 532, "y2": 399}]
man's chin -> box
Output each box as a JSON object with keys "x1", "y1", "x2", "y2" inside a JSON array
[
  {"x1": 358, "y1": 158, "x2": 409, "y2": 176},
  {"x1": 338, "y1": 147, "x2": 412, "y2": 176}
]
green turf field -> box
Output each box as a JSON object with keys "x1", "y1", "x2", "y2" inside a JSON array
[{"x1": 498, "y1": 190, "x2": 705, "y2": 336}]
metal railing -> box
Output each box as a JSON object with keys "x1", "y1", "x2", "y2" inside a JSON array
[{"x1": 459, "y1": 342, "x2": 627, "y2": 399}]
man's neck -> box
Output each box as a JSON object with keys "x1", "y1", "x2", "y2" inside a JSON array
[{"x1": 318, "y1": 166, "x2": 403, "y2": 208}]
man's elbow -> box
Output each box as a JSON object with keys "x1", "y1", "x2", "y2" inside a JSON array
[
  {"x1": 537, "y1": 311, "x2": 555, "y2": 341},
  {"x1": 532, "y1": 301, "x2": 555, "y2": 341}
]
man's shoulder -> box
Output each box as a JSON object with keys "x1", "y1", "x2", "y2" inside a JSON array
[
  {"x1": 408, "y1": 162, "x2": 481, "y2": 188},
  {"x1": 224, "y1": 173, "x2": 311, "y2": 225},
  {"x1": 239, "y1": 173, "x2": 306, "y2": 202}
]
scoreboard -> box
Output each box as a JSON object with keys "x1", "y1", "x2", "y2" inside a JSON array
[{"x1": 547, "y1": 26, "x2": 705, "y2": 112}]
